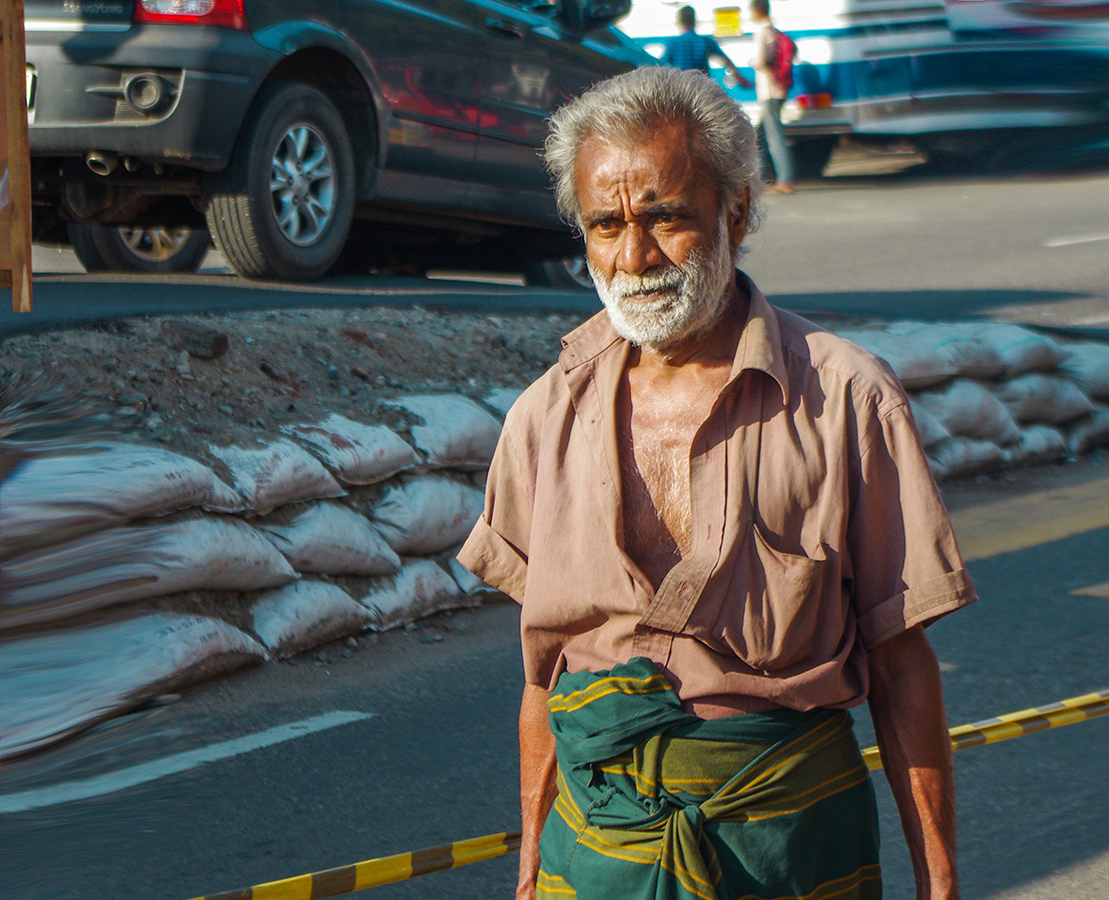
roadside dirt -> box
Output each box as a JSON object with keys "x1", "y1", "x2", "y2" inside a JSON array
[{"x1": 0, "y1": 303, "x2": 586, "y2": 463}]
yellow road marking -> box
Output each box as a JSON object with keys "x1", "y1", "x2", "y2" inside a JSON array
[
  {"x1": 950, "y1": 478, "x2": 1109, "y2": 561},
  {"x1": 1071, "y1": 581, "x2": 1109, "y2": 598}
]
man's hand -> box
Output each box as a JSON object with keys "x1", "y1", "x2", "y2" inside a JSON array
[
  {"x1": 518, "y1": 683, "x2": 558, "y2": 900},
  {"x1": 727, "y1": 67, "x2": 752, "y2": 89},
  {"x1": 867, "y1": 626, "x2": 960, "y2": 900}
]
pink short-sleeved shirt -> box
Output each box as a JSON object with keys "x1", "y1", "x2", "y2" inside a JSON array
[{"x1": 458, "y1": 278, "x2": 977, "y2": 717}]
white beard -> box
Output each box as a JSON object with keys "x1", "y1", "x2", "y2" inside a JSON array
[{"x1": 589, "y1": 210, "x2": 736, "y2": 352}]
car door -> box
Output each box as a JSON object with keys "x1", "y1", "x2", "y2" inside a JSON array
[
  {"x1": 466, "y1": 0, "x2": 637, "y2": 221},
  {"x1": 339, "y1": 0, "x2": 486, "y2": 185}
]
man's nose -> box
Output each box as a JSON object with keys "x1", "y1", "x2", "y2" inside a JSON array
[{"x1": 616, "y1": 224, "x2": 665, "y2": 275}]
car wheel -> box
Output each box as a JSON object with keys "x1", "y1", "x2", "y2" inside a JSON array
[
  {"x1": 789, "y1": 136, "x2": 837, "y2": 181},
  {"x1": 206, "y1": 83, "x2": 355, "y2": 281},
  {"x1": 67, "y1": 223, "x2": 211, "y2": 274},
  {"x1": 526, "y1": 256, "x2": 594, "y2": 291}
]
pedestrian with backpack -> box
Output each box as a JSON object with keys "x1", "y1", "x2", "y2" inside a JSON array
[{"x1": 749, "y1": 0, "x2": 797, "y2": 193}]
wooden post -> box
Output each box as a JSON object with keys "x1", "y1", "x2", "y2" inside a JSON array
[{"x1": 1, "y1": 0, "x2": 32, "y2": 312}]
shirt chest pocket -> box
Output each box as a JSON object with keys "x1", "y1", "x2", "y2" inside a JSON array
[{"x1": 685, "y1": 525, "x2": 827, "y2": 672}]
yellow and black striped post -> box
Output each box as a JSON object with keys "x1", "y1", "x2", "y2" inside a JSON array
[
  {"x1": 188, "y1": 831, "x2": 521, "y2": 900},
  {"x1": 861, "y1": 687, "x2": 1109, "y2": 770},
  {"x1": 189, "y1": 688, "x2": 1107, "y2": 899}
]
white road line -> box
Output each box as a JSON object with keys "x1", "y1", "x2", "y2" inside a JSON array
[
  {"x1": 0, "y1": 710, "x2": 373, "y2": 815},
  {"x1": 1044, "y1": 233, "x2": 1109, "y2": 248}
]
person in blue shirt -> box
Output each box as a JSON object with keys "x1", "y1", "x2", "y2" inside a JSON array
[{"x1": 662, "y1": 6, "x2": 751, "y2": 88}]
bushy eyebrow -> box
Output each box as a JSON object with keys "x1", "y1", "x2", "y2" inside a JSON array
[{"x1": 582, "y1": 202, "x2": 699, "y2": 229}]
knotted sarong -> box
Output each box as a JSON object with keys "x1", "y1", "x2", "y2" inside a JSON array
[{"x1": 537, "y1": 658, "x2": 882, "y2": 900}]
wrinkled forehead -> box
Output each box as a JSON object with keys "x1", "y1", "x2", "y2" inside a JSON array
[{"x1": 574, "y1": 122, "x2": 716, "y2": 202}]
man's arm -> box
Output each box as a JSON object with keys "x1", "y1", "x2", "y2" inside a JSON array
[
  {"x1": 715, "y1": 54, "x2": 752, "y2": 88},
  {"x1": 518, "y1": 683, "x2": 558, "y2": 900},
  {"x1": 867, "y1": 625, "x2": 960, "y2": 900},
  {"x1": 706, "y1": 36, "x2": 751, "y2": 87}
]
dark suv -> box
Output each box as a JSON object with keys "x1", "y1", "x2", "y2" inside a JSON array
[{"x1": 25, "y1": 0, "x2": 650, "y2": 281}]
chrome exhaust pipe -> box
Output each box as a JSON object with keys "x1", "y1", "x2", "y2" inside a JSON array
[{"x1": 86, "y1": 151, "x2": 119, "y2": 176}]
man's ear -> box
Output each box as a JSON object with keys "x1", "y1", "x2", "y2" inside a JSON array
[{"x1": 727, "y1": 184, "x2": 751, "y2": 250}]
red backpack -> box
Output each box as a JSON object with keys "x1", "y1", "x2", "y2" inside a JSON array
[{"x1": 768, "y1": 28, "x2": 797, "y2": 90}]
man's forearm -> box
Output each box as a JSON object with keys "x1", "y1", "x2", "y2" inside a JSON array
[
  {"x1": 868, "y1": 626, "x2": 960, "y2": 900},
  {"x1": 518, "y1": 683, "x2": 558, "y2": 900}
]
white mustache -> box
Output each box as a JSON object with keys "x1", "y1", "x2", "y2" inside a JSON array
[{"x1": 607, "y1": 267, "x2": 685, "y2": 300}]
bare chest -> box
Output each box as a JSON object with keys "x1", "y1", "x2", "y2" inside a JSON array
[{"x1": 618, "y1": 373, "x2": 727, "y2": 588}]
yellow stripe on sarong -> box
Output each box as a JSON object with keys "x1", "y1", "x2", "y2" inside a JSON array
[{"x1": 548, "y1": 674, "x2": 672, "y2": 713}]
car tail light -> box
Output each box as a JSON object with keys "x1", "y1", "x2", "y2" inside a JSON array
[
  {"x1": 795, "y1": 92, "x2": 833, "y2": 110},
  {"x1": 133, "y1": 0, "x2": 247, "y2": 29}
]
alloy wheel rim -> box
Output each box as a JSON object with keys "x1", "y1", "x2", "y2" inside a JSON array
[
  {"x1": 564, "y1": 255, "x2": 593, "y2": 289},
  {"x1": 269, "y1": 124, "x2": 336, "y2": 247},
  {"x1": 119, "y1": 226, "x2": 194, "y2": 262}
]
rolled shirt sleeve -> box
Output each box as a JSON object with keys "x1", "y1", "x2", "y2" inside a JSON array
[
  {"x1": 849, "y1": 398, "x2": 977, "y2": 651},
  {"x1": 457, "y1": 403, "x2": 534, "y2": 604}
]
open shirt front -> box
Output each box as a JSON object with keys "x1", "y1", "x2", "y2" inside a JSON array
[{"x1": 458, "y1": 277, "x2": 977, "y2": 718}]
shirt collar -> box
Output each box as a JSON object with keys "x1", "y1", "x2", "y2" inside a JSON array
[
  {"x1": 558, "y1": 271, "x2": 790, "y2": 403},
  {"x1": 732, "y1": 272, "x2": 790, "y2": 402}
]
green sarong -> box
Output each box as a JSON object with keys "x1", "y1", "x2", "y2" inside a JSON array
[{"x1": 538, "y1": 658, "x2": 881, "y2": 900}]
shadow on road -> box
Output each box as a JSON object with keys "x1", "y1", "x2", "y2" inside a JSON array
[{"x1": 0, "y1": 273, "x2": 603, "y2": 337}]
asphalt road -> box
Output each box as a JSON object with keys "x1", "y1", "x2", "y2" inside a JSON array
[
  {"x1": 1, "y1": 457, "x2": 1107, "y2": 900},
  {"x1": 3, "y1": 164, "x2": 1108, "y2": 339}
]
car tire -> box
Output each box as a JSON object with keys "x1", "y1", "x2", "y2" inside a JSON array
[
  {"x1": 67, "y1": 223, "x2": 211, "y2": 274},
  {"x1": 789, "y1": 136, "x2": 837, "y2": 181},
  {"x1": 526, "y1": 256, "x2": 594, "y2": 291},
  {"x1": 206, "y1": 83, "x2": 355, "y2": 281}
]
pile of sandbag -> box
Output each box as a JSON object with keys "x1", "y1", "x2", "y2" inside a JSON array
[
  {"x1": 839, "y1": 322, "x2": 1109, "y2": 479},
  {"x1": 0, "y1": 393, "x2": 507, "y2": 759},
  {"x1": 4, "y1": 324, "x2": 1107, "y2": 760}
]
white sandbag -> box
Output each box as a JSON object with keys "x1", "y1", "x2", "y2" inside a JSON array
[
  {"x1": 994, "y1": 374, "x2": 1094, "y2": 425},
  {"x1": 250, "y1": 580, "x2": 373, "y2": 659},
  {"x1": 282, "y1": 414, "x2": 419, "y2": 484},
  {"x1": 0, "y1": 612, "x2": 266, "y2": 759},
  {"x1": 254, "y1": 501, "x2": 400, "y2": 576},
  {"x1": 1003, "y1": 425, "x2": 1068, "y2": 466},
  {"x1": 1066, "y1": 407, "x2": 1109, "y2": 454},
  {"x1": 209, "y1": 439, "x2": 345, "y2": 515},
  {"x1": 976, "y1": 323, "x2": 1067, "y2": 376},
  {"x1": 0, "y1": 443, "x2": 244, "y2": 558},
  {"x1": 908, "y1": 398, "x2": 951, "y2": 450},
  {"x1": 1, "y1": 514, "x2": 298, "y2": 631},
  {"x1": 836, "y1": 329, "x2": 954, "y2": 390},
  {"x1": 484, "y1": 387, "x2": 524, "y2": 419},
  {"x1": 889, "y1": 322, "x2": 1006, "y2": 380},
  {"x1": 915, "y1": 379, "x2": 1022, "y2": 445},
  {"x1": 356, "y1": 558, "x2": 467, "y2": 631},
  {"x1": 385, "y1": 394, "x2": 502, "y2": 469},
  {"x1": 927, "y1": 437, "x2": 1005, "y2": 480},
  {"x1": 371, "y1": 475, "x2": 485, "y2": 556},
  {"x1": 1059, "y1": 342, "x2": 1109, "y2": 400},
  {"x1": 449, "y1": 557, "x2": 501, "y2": 599}
]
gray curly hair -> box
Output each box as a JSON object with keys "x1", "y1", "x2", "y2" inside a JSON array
[{"x1": 544, "y1": 66, "x2": 763, "y2": 236}]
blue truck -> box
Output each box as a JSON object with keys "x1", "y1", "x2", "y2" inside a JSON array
[{"x1": 619, "y1": 0, "x2": 1109, "y2": 177}]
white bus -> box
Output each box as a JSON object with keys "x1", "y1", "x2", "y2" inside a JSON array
[{"x1": 617, "y1": 0, "x2": 1109, "y2": 177}]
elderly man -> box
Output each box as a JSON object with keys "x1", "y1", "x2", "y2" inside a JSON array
[{"x1": 458, "y1": 67, "x2": 975, "y2": 900}]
